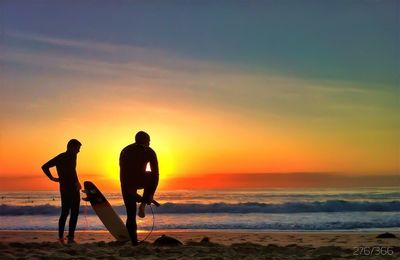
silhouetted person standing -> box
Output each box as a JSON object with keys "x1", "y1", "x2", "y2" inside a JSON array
[
  {"x1": 42, "y1": 139, "x2": 82, "y2": 244},
  {"x1": 120, "y1": 131, "x2": 159, "y2": 245}
]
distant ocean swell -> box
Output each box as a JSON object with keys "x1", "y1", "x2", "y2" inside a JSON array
[
  {"x1": 1, "y1": 221, "x2": 400, "y2": 231},
  {"x1": 2, "y1": 200, "x2": 400, "y2": 216},
  {"x1": 156, "y1": 221, "x2": 400, "y2": 231}
]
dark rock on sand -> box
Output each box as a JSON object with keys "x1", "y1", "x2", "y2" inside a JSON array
[
  {"x1": 201, "y1": 237, "x2": 210, "y2": 243},
  {"x1": 376, "y1": 232, "x2": 397, "y2": 239},
  {"x1": 153, "y1": 234, "x2": 183, "y2": 246}
]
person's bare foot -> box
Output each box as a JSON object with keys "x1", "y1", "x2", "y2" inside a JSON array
[
  {"x1": 66, "y1": 235, "x2": 77, "y2": 244},
  {"x1": 67, "y1": 238, "x2": 77, "y2": 244},
  {"x1": 58, "y1": 238, "x2": 65, "y2": 245},
  {"x1": 138, "y1": 203, "x2": 146, "y2": 218}
]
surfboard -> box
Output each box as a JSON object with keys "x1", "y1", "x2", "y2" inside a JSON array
[{"x1": 83, "y1": 181, "x2": 130, "y2": 242}]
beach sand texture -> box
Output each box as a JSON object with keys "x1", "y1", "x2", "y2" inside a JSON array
[{"x1": 1, "y1": 230, "x2": 399, "y2": 259}]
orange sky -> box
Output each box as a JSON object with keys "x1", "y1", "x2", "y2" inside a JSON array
[
  {"x1": 1, "y1": 6, "x2": 399, "y2": 191},
  {"x1": 1, "y1": 64, "x2": 399, "y2": 191}
]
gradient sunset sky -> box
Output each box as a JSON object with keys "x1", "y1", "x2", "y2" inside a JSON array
[{"x1": 0, "y1": 0, "x2": 399, "y2": 190}]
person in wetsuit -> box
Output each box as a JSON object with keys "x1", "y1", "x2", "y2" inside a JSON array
[
  {"x1": 120, "y1": 131, "x2": 159, "y2": 245},
  {"x1": 42, "y1": 139, "x2": 82, "y2": 244}
]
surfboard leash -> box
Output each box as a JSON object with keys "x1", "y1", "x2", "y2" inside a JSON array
[
  {"x1": 83, "y1": 200, "x2": 89, "y2": 231},
  {"x1": 140, "y1": 204, "x2": 155, "y2": 242}
]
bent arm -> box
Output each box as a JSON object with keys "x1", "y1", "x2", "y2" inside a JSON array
[
  {"x1": 149, "y1": 151, "x2": 159, "y2": 187},
  {"x1": 41, "y1": 157, "x2": 59, "y2": 182}
]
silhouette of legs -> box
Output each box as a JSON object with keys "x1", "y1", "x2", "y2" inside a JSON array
[
  {"x1": 59, "y1": 192, "x2": 71, "y2": 239},
  {"x1": 122, "y1": 190, "x2": 138, "y2": 245},
  {"x1": 138, "y1": 174, "x2": 158, "y2": 218},
  {"x1": 142, "y1": 173, "x2": 158, "y2": 204},
  {"x1": 59, "y1": 190, "x2": 80, "y2": 240},
  {"x1": 68, "y1": 190, "x2": 80, "y2": 239},
  {"x1": 122, "y1": 174, "x2": 158, "y2": 244}
]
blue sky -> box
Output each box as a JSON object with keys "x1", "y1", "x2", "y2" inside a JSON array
[{"x1": 2, "y1": 0, "x2": 398, "y2": 85}]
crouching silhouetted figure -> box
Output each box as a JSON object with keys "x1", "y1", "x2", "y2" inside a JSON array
[{"x1": 119, "y1": 131, "x2": 159, "y2": 245}]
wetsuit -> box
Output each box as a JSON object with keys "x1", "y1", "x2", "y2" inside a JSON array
[
  {"x1": 42, "y1": 151, "x2": 80, "y2": 239},
  {"x1": 119, "y1": 143, "x2": 159, "y2": 244}
]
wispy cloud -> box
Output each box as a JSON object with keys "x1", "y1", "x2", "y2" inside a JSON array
[
  {"x1": 2, "y1": 30, "x2": 398, "y2": 126},
  {"x1": 5, "y1": 29, "x2": 149, "y2": 55},
  {"x1": 3, "y1": 29, "x2": 231, "y2": 76}
]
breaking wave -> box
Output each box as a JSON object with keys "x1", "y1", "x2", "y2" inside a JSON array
[{"x1": 1, "y1": 200, "x2": 400, "y2": 216}]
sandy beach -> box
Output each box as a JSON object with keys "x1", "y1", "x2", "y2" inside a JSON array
[{"x1": 1, "y1": 230, "x2": 399, "y2": 259}]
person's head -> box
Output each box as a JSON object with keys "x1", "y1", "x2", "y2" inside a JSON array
[
  {"x1": 135, "y1": 131, "x2": 150, "y2": 146},
  {"x1": 67, "y1": 139, "x2": 82, "y2": 154}
]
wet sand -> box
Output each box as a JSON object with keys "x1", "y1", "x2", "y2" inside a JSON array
[{"x1": 1, "y1": 230, "x2": 399, "y2": 259}]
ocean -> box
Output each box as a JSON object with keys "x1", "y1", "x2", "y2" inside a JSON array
[{"x1": 1, "y1": 187, "x2": 399, "y2": 232}]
